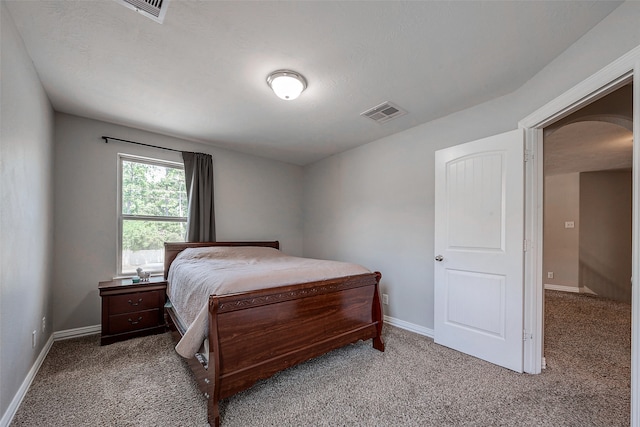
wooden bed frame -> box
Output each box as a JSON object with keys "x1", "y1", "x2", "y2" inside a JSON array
[{"x1": 163, "y1": 241, "x2": 385, "y2": 427}]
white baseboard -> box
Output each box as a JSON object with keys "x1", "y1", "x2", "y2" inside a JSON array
[
  {"x1": 384, "y1": 315, "x2": 434, "y2": 338},
  {"x1": 0, "y1": 334, "x2": 54, "y2": 427},
  {"x1": 544, "y1": 284, "x2": 598, "y2": 295},
  {"x1": 53, "y1": 324, "x2": 101, "y2": 341},
  {"x1": 544, "y1": 284, "x2": 580, "y2": 293},
  {"x1": 1, "y1": 325, "x2": 101, "y2": 427}
]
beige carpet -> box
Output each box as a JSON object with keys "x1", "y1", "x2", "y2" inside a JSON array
[{"x1": 11, "y1": 290, "x2": 630, "y2": 426}]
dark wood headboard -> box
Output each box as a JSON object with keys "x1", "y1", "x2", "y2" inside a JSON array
[{"x1": 163, "y1": 241, "x2": 280, "y2": 279}]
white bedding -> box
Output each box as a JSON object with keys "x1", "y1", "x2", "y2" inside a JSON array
[{"x1": 167, "y1": 246, "x2": 370, "y2": 358}]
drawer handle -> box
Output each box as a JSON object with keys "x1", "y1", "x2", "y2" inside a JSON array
[
  {"x1": 128, "y1": 316, "x2": 143, "y2": 325},
  {"x1": 128, "y1": 298, "x2": 143, "y2": 306}
]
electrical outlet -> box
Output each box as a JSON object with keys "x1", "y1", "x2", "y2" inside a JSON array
[
  {"x1": 42, "y1": 317, "x2": 46, "y2": 333},
  {"x1": 32, "y1": 330, "x2": 37, "y2": 348},
  {"x1": 382, "y1": 294, "x2": 389, "y2": 305},
  {"x1": 547, "y1": 272, "x2": 554, "y2": 279},
  {"x1": 564, "y1": 221, "x2": 575, "y2": 229}
]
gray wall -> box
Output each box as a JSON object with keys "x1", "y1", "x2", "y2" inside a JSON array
[
  {"x1": 543, "y1": 173, "x2": 581, "y2": 290},
  {"x1": 3, "y1": 0, "x2": 640, "y2": 423},
  {"x1": 543, "y1": 171, "x2": 632, "y2": 301},
  {"x1": 303, "y1": 2, "x2": 640, "y2": 330},
  {"x1": 580, "y1": 170, "x2": 632, "y2": 302},
  {"x1": 1, "y1": 3, "x2": 55, "y2": 422},
  {"x1": 53, "y1": 113, "x2": 304, "y2": 332}
]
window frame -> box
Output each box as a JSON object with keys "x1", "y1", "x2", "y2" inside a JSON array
[{"x1": 117, "y1": 153, "x2": 187, "y2": 276}]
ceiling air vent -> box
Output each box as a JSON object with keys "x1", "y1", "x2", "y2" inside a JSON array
[
  {"x1": 360, "y1": 101, "x2": 407, "y2": 124},
  {"x1": 114, "y1": 0, "x2": 170, "y2": 23}
]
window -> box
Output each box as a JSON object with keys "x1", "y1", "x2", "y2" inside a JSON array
[{"x1": 118, "y1": 154, "x2": 187, "y2": 275}]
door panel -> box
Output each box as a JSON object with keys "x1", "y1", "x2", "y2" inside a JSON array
[
  {"x1": 434, "y1": 129, "x2": 524, "y2": 373},
  {"x1": 445, "y1": 269, "x2": 505, "y2": 337},
  {"x1": 448, "y1": 152, "x2": 505, "y2": 250}
]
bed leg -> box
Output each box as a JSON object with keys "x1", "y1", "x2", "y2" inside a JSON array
[
  {"x1": 208, "y1": 296, "x2": 222, "y2": 427},
  {"x1": 372, "y1": 272, "x2": 385, "y2": 352},
  {"x1": 207, "y1": 399, "x2": 220, "y2": 427},
  {"x1": 373, "y1": 334, "x2": 385, "y2": 352}
]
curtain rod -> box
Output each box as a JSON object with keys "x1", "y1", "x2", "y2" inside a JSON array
[{"x1": 102, "y1": 136, "x2": 183, "y2": 153}]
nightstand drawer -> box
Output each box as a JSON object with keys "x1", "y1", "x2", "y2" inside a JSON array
[
  {"x1": 99, "y1": 277, "x2": 167, "y2": 345},
  {"x1": 108, "y1": 309, "x2": 161, "y2": 334},
  {"x1": 109, "y1": 290, "x2": 164, "y2": 315}
]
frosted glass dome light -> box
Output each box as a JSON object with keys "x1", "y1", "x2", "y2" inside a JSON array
[{"x1": 267, "y1": 70, "x2": 307, "y2": 100}]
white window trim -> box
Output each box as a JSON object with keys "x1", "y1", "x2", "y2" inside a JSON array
[{"x1": 117, "y1": 153, "x2": 187, "y2": 276}]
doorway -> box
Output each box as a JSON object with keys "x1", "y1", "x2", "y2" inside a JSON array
[
  {"x1": 520, "y1": 46, "x2": 639, "y2": 423},
  {"x1": 542, "y1": 84, "x2": 633, "y2": 304},
  {"x1": 540, "y1": 84, "x2": 633, "y2": 419}
]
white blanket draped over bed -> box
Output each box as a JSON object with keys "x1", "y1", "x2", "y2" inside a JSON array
[{"x1": 167, "y1": 246, "x2": 370, "y2": 358}]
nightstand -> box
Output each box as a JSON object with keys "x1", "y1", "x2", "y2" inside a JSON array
[{"x1": 99, "y1": 276, "x2": 167, "y2": 345}]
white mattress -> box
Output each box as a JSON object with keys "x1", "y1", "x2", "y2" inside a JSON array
[{"x1": 167, "y1": 246, "x2": 370, "y2": 357}]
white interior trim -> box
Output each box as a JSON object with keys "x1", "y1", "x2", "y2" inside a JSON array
[
  {"x1": 53, "y1": 324, "x2": 101, "y2": 341},
  {"x1": 522, "y1": 127, "x2": 544, "y2": 375},
  {"x1": 580, "y1": 286, "x2": 597, "y2": 295},
  {"x1": 544, "y1": 284, "x2": 580, "y2": 293},
  {"x1": 0, "y1": 335, "x2": 54, "y2": 427},
  {"x1": 520, "y1": 46, "x2": 639, "y2": 129},
  {"x1": 384, "y1": 315, "x2": 434, "y2": 338},
  {"x1": 520, "y1": 44, "x2": 639, "y2": 421},
  {"x1": 631, "y1": 58, "x2": 640, "y2": 427}
]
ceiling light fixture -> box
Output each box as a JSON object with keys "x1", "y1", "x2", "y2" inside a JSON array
[{"x1": 266, "y1": 70, "x2": 307, "y2": 100}]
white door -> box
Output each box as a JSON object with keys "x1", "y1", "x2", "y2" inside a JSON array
[{"x1": 434, "y1": 129, "x2": 525, "y2": 373}]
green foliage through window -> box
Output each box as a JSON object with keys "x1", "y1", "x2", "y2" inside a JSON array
[
  {"x1": 122, "y1": 220, "x2": 186, "y2": 252},
  {"x1": 122, "y1": 160, "x2": 187, "y2": 218},
  {"x1": 120, "y1": 157, "x2": 188, "y2": 274}
]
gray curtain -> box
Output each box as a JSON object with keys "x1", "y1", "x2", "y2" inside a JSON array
[{"x1": 182, "y1": 151, "x2": 216, "y2": 242}]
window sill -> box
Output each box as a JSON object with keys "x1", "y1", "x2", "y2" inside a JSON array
[{"x1": 111, "y1": 273, "x2": 164, "y2": 280}]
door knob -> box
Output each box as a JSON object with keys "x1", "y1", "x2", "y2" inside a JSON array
[{"x1": 435, "y1": 255, "x2": 444, "y2": 262}]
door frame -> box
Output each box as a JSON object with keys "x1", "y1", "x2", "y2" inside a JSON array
[{"x1": 519, "y1": 45, "x2": 640, "y2": 423}]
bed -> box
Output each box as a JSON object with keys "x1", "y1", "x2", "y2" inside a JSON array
[{"x1": 163, "y1": 241, "x2": 385, "y2": 427}]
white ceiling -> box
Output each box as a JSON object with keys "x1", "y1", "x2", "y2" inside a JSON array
[
  {"x1": 543, "y1": 82, "x2": 633, "y2": 176},
  {"x1": 544, "y1": 121, "x2": 633, "y2": 176},
  {"x1": 5, "y1": 1, "x2": 623, "y2": 165}
]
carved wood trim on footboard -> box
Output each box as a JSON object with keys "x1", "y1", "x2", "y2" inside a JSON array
[{"x1": 206, "y1": 272, "x2": 384, "y2": 426}]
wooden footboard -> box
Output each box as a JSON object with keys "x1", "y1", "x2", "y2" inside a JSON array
[{"x1": 164, "y1": 242, "x2": 384, "y2": 427}]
